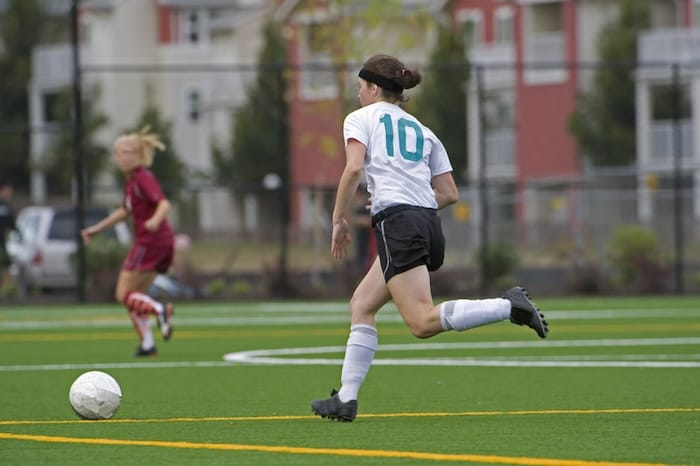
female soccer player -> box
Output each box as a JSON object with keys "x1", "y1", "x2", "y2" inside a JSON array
[
  {"x1": 311, "y1": 54, "x2": 548, "y2": 421},
  {"x1": 82, "y1": 127, "x2": 175, "y2": 357}
]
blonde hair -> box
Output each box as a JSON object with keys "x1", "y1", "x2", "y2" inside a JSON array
[{"x1": 115, "y1": 125, "x2": 165, "y2": 167}]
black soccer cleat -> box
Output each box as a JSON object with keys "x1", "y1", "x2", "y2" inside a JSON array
[
  {"x1": 157, "y1": 303, "x2": 174, "y2": 341},
  {"x1": 504, "y1": 286, "x2": 549, "y2": 339},
  {"x1": 311, "y1": 389, "x2": 357, "y2": 422},
  {"x1": 134, "y1": 346, "x2": 158, "y2": 357}
]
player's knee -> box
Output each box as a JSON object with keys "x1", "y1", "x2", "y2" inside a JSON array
[
  {"x1": 348, "y1": 293, "x2": 371, "y2": 320},
  {"x1": 407, "y1": 325, "x2": 433, "y2": 339},
  {"x1": 404, "y1": 316, "x2": 434, "y2": 339}
]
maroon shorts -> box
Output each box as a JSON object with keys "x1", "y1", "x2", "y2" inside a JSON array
[{"x1": 122, "y1": 243, "x2": 174, "y2": 274}]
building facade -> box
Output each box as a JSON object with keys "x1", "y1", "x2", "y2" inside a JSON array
[
  {"x1": 29, "y1": 0, "x2": 273, "y2": 232},
  {"x1": 27, "y1": 0, "x2": 700, "y2": 241},
  {"x1": 451, "y1": 0, "x2": 696, "y2": 245}
]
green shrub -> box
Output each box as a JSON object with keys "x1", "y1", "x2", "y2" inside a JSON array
[
  {"x1": 205, "y1": 277, "x2": 228, "y2": 296},
  {"x1": 475, "y1": 241, "x2": 519, "y2": 290},
  {"x1": 608, "y1": 225, "x2": 669, "y2": 293}
]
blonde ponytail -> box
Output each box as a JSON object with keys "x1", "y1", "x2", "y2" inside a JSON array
[{"x1": 134, "y1": 125, "x2": 165, "y2": 167}]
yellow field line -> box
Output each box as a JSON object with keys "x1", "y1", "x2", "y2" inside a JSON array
[
  {"x1": 0, "y1": 432, "x2": 678, "y2": 466},
  {"x1": 1, "y1": 407, "x2": 697, "y2": 426}
]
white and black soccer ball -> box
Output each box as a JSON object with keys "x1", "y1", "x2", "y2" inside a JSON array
[{"x1": 69, "y1": 370, "x2": 122, "y2": 420}]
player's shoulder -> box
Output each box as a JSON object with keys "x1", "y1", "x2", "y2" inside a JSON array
[
  {"x1": 132, "y1": 166, "x2": 156, "y2": 180},
  {"x1": 345, "y1": 103, "x2": 372, "y2": 122}
]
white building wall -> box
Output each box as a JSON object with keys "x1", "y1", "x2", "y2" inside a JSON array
[{"x1": 82, "y1": 0, "x2": 270, "y2": 231}]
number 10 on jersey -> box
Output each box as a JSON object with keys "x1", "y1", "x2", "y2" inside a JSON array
[{"x1": 380, "y1": 113, "x2": 424, "y2": 162}]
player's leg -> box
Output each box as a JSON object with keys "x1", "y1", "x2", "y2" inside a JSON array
[
  {"x1": 339, "y1": 257, "x2": 390, "y2": 399},
  {"x1": 311, "y1": 257, "x2": 390, "y2": 421},
  {"x1": 386, "y1": 265, "x2": 441, "y2": 338},
  {"x1": 388, "y1": 269, "x2": 547, "y2": 339},
  {"x1": 116, "y1": 269, "x2": 160, "y2": 356},
  {"x1": 119, "y1": 244, "x2": 175, "y2": 342}
]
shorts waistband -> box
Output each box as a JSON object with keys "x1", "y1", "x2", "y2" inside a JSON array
[{"x1": 371, "y1": 205, "x2": 436, "y2": 227}]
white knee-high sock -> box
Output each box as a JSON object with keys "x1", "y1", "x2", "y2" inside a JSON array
[
  {"x1": 135, "y1": 314, "x2": 154, "y2": 350},
  {"x1": 439, "y1": 298, "x2": 511, "y2": 331},
  {"x1": 338, "y1": 324, "x2": 377, "y2": 403}
]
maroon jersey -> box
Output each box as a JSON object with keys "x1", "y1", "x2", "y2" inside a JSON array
[{"x1": 124, "y1": 166, "x2": 174, "y2": 247}]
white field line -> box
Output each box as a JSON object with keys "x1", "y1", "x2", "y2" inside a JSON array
[
  {"x1": 222, "y1": 337, "x2": 700, "y2": 369},
  {"x1": 1, "y1": 308, "x2": 699, "y2": 330},
  {"x1": 2, "y1": 338, "x2": 699, "y2": 372}
]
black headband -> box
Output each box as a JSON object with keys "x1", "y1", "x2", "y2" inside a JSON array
[{"x1": 358, "y1": 68, "x2": 403, "y2": 93}]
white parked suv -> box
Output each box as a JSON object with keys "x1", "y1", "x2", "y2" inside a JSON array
[{"x1": 6, "y1": 205, "x2": 131, "y2": 293}]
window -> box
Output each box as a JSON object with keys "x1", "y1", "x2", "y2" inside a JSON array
[
  {"x1": 49, "y1": 210, "x2": 117, "y2": 241},
  {"x1": 42, "y1": 92, "x2": 63, "y2": 124},
  {"x1": 651, "y1": 83, "x2": 691, "y2": 120},
  {"x1": 180, "y1": 9, "x2": 208, "y2": 44},
  {"x1": 186, "y1": 10, "x2": 199, "y2": 43},
  {"x1": 456, "y1": 10, "x2": 483, "y2": 51},
  {"x1": 494, "y1": 6, "x2": 514, "y2": 44},
  {"x1": 187, "y1": 89, "x2": 202, "y2": 123},
  {"x1": 523, "y1": 1, "x2": 566, "y2": 84},
  {"x1": 299, "y1": 22, "x2": 337, "y2": 100}
]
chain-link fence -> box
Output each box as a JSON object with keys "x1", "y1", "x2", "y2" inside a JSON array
[{"x1": 14, "y1": 58, "x2": 700, "y2": 300}]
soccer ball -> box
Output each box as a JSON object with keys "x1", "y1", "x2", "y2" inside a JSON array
[{"x1": 68, "y1": 370, "x2": 122, "y2": 420}]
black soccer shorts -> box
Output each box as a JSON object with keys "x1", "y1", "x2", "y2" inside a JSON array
[{"x1": 372, "y1": 205, "x2": 445, "y2": 282}]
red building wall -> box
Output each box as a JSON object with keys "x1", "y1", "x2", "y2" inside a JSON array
[
  {"x1": 514, "y1": 0, "x2": 579, "y2": 181},
  {"x1": 286, "y1": 26, "x2": 346, "y2": 226}
]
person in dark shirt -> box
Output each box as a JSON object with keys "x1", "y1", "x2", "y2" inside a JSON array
[
  {"x1": 0, "y1": 177, "x2": 16, "y2": 291},
  {"x1": 81, "y1": 127, "x2": 175, "y2": 357}
]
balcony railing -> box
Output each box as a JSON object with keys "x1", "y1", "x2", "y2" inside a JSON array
[
  {"x1": 649, "y1": 119, "x2": 693, "y2": 164},
  {"x1": 640, "y1": 28, "x2": 700, "y2": 65},
  {"x1": 524, "y1": 31, "x2": 567, "y2": 84},
  {"x1": 485, "y1": 128, "x2": 515, "y2": 177},
  {"x1": 31, "y1": 43, "x2": 94, "y2": 88},
  {"x1": 469, "y1": 42, "x2": 515, "y2": 89}
]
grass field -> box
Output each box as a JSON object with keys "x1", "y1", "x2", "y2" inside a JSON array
[{"x1": 0, "y1": 295, "x2": 699, "y2": 465}]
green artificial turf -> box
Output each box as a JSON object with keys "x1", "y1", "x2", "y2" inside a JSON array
[{"x1": 0, "y1": 297, "x2": 698, "y2": 465}]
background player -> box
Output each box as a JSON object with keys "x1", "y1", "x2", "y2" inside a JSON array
[{"x1": 82, "y1": 126, "x2": 175, "y2": 357}]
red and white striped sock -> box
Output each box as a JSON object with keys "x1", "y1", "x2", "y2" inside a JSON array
[{"x1": 124, "y1": 291, "x2": 164, "y2": 316}]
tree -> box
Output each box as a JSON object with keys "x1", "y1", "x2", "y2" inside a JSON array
[
  {"x1": 41, "y1": 86, "x2": 110, "y2": 198},
  {"x1": 287, "y1": 0, "x2": 436, "y2": 167},
  {"x1": 568, "y1": 0, "x2": 649, "y2": 166},
  {"x1": 125, "y1": 95, "x2": 187, "y2": 201},
  {"x1": 213, "y1": 20, "x2": 288, "y2": 189},
  {"x1": 0, "y1": 0, "x2": 48, "y2": 191},
  {"x1": 408, "y1": 19, "x2": 469, "y2": 183}
]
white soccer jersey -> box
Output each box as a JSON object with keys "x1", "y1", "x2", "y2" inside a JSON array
[{"x1": 343, "y1": 101, "x2": 453, "y2": 216}]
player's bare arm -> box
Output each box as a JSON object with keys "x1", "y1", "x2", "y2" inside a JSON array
[
  {"x1": 331, "y1": 139, "x2": 365, "y2": 260},
  {"x1": 145, "y1": 199, "x2": 171, "y2": 232},
  {"x1": 81, "y1": 206, "x2": 129, "y2": 245},
  {"x1": 432, "y1": 172, "x2": 459, "y2": 210}
]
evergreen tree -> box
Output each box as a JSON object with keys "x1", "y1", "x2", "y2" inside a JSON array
[
  {"x1": 408, "y1": 19, "x2": 469, "y2": 183},
  {"x1": 0, "y1": 0, "x2": 47, "y2": 191},
  {"x1": 569, "y1": 0, "x2": 649, "y2": 166},
  {"x1": 214, "y1": 21, "x2": 288, "y2": 189}
]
